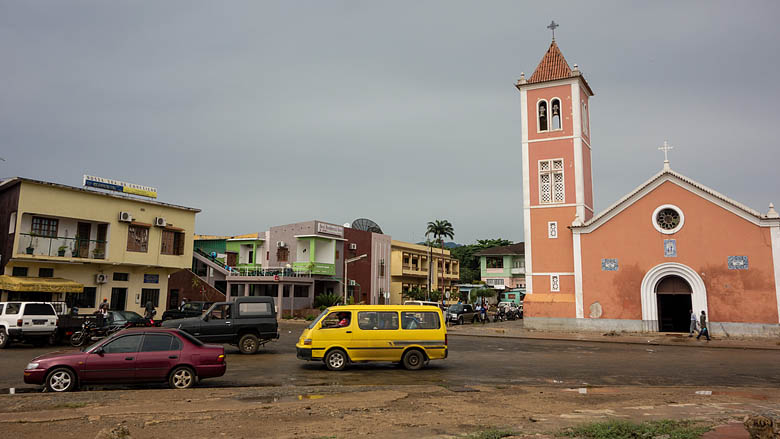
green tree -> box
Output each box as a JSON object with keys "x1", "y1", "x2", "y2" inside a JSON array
[
  {"x1": 426, "y1": 220, "x2": 454, "y2": 301},
  {"x1": 470, "y1": 287, "x2": 497, "y2": 304},
  {"x1": 450, "y1": 238, "x2": 514, "y2": 284}
]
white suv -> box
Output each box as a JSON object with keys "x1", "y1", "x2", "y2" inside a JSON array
[{"x1": 0, "y1": 302, "x2": 58, "y2": 348}]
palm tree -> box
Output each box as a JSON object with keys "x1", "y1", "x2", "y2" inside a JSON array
[{"x1": 425, "y1": 220, "x2": 454, "y2": 302}]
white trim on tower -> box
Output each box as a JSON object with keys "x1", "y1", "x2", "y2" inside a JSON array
[
  {"x1": 573, "y1": 231, "x2": 584, "y2": 318},
  {"x1": 571, "y1": 82, "x2": 586, "y2": 222},
  {"x1": 521, "y1": 88, "x2": 533, "y2": 294}
]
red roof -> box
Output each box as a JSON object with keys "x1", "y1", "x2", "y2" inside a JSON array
[{"x1": 528, "y1": 40, "x2": 572, "y2": 83}]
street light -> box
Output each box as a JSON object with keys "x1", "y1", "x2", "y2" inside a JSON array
[{"x1": 344, "y1": 254, "x2": 367, "y2": 303}]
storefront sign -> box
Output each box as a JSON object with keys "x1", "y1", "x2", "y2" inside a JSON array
[
  {"x1": 317, "y1": 222, "x2": 344, "y2": 237},
  {"x1": 83, "y1": 175, "x2": 158, "y2": 199},
  {"x1": 143, "y1": 274, "x2": 159, "y2": 284}
]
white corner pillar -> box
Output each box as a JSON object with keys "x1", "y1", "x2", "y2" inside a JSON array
[{"x1": 769, "y1": 224, "x2": 780, "y2": 323}]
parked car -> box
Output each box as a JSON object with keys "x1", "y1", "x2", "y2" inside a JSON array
[
  {"x1": 296, "y1": 305, "x2": 447, "y2": 371},
  {"x1": 162, "y1": 297, "x2": 279, "y2": 354},
  {"x1": 23, "y1": 328, "x2": 226, "y2": 392},
  {"x1": 0, "y1": 302, "x2": 58, "y2": 348},
  {"x1": 161, "y1": 301, "x2": 212, "y2": 321},
  {"x1": 445, "y1": 303, "x2": 478, "y2": 325}
]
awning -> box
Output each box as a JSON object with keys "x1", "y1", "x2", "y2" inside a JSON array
[{"x1": 0, "y1": 276, "x2": 84, "y2": 293}]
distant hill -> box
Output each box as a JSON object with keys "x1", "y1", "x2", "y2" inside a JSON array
[{"x1": 417, "y1": 241, "x2": 462, "y2": 249}]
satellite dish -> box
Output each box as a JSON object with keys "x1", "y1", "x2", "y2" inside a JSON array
[{"x1": 351, "y1": 218, "x2": 383, "y2": 234}]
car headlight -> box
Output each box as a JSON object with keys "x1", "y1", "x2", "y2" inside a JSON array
[{"x1": 25, "y1": 362, "x2": 39, "y2": 370}]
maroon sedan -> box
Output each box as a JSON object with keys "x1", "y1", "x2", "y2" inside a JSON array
[{"x1": 24, "y1": 328, "x2": 226, "y2": 392}]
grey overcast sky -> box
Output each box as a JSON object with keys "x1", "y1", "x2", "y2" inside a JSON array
[{"x1": 2, "y1": 1, "x2": 779, "y2": 244}]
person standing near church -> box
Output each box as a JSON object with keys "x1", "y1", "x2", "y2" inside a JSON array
[
  {"x1": 689, "y1": 309, "x2": 697, "y2": 337},
  {"x1": 696, "y1": 310, "x2": 711, "y2": 341}
]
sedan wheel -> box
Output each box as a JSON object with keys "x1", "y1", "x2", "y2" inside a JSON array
[
  {"x1": 169, "y1": 366, "x2": 196, "y2": 389},
  {"x1": 46, "y1": 368, "x2": 76, "y2": 392}
]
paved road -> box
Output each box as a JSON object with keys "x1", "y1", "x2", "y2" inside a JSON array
[{"x1": 2, "y1": 322, "x2": 778, "y2": 391}]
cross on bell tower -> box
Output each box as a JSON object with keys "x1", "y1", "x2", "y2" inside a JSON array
[
  {"x1": 547, "y1": 20, "x2": 559, "y2": 40},
  {"x1": 658, "y1": 140, "x2": 674, "y2": 170}
]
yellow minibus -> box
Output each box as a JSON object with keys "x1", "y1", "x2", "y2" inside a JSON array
[{"x1": 296, "y1": 305, "x2": 447, "y2": 371}]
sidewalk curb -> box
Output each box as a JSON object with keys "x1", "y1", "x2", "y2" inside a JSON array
[{"x1": 448, "y1": 331, "x2": 780, "y2": 351}]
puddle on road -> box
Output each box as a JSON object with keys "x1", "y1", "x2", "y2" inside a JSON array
[{"x1": 237, "y1": 394, "x2": 326, "y2": 403}]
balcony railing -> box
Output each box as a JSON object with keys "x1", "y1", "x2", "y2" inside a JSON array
[
  {"x1": 227, "y1": 266, "x2": 313, "y2": 277},
  {"x1": 18, "y1": 233, "x2": 107, "y2": 260},
  {"x1": 511, "y1": 267, "x2": 525, "y2": 275}
]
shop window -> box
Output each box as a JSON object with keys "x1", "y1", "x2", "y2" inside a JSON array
[
  {"x1": 66, "y1": 287, "x2": 96, "y2": 309},
  {"x1": 161, "y1": 230, "x2": 185, "y2": 255},
  {"x1": 141, "y1": 288, "x2": 160, "y2": 307},
  {"x1": 127, "y1": 225, "x2": 149, "y2": 252},
  {"x1": 485, "y1": 257, "x2": 503, "y2": 269},
  {"x1": 32, "y1": 216, "x2": 58, "y2": 238},
  {"x1": 8, "y1": 212, "x2": 16, "y2": 234}
]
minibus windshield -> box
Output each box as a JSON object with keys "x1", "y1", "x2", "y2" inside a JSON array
[{"x1": 307, "y1": 309, "x2": 329, "y2": 329}]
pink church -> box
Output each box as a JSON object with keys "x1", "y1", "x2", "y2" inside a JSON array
[{"x1": 515, "y1": 39, "x2": 780, "y2": 336}]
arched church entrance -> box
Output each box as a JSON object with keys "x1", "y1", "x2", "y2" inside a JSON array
[{"x1": 655, "y1": 275, "x2": 692, "y2": 332}]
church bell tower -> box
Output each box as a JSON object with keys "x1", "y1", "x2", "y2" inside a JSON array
[{"x1": 515, "y1": 27, "x2": 594, "y2": 318}]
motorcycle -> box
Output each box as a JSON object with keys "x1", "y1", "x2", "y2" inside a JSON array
[
  {"x1": 69, "y1": 320, "x2": 124, "y2": 347},
  {"x1": 493, "y1": 307, "x2": 506, "y2": 322}
]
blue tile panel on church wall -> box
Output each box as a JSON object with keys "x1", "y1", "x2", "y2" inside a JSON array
[
  {"x1": 664, "y1": 239, "x2": 677, "y2": 258},
  {"x1": 601, "y1": 258, "x2": 618, "y2": 271},
  {"x1": 727, "y1": 256, "x2": 748, "y2": 270}
]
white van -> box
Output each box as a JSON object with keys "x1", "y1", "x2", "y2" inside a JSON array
[
  {"x1": 403, "y1": 300, "x2": 442, "y2": 309},
  {"x1": 0, "y1": 302, "x2": 58, "y2": 348}
]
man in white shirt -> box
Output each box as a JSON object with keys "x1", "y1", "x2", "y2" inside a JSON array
[{"x1": 689, "y1": 309, "x2": 697, "y2": 337}]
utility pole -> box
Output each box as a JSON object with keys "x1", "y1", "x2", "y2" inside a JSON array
[{"x1": 344, "y1": 254, "x2": 367, "y2": 304}]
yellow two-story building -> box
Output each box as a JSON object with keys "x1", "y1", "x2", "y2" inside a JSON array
[
  {"x1": 389, "y1": 240, "x2": 459, "y2": 304},
  {"x1": 0, "y1": 178, "x2": 199, "y2": 314}
]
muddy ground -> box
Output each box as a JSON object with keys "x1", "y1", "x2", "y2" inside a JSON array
[{"x1": 1, "y1": 384, "x2": 778, "y2": 438}]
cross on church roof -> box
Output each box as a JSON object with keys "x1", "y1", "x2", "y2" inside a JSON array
[
  {"x1": 547, "y1": 20, "x2": 559, "y2": 40},
  {"x1": 658, "y1": 140, "x2": 673, "y2": 170}
]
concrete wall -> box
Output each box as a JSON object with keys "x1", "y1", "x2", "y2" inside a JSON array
[
  {"x1": 2, "y1": 259, "x2": 176, "y2": 315},
  {"x1": 580, "y1": 181, "x2": 778, "y2": 325},
  {"x1": 524, "y1": 317, "x2": 780, "y2": 337},
  {"x1": 14, "y1": 180, "x2": 197, "y2": 270}
]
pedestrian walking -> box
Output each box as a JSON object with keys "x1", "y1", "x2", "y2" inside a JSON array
[
  {"x1": 696, "y1": 310, "x2": 711, "y2": 341},
  {"x1": 689, "y1": 309, "x2": 697, "y2": 337}
]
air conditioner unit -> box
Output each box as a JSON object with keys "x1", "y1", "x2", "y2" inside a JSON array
[
  {"x1": 276, "y1": 241, "x2": 286, "y2": 248},
  {"x1": 348, "y1": 243, "x2": 357, "y2": 250},
  {"x1": 348, "y1": 280, "x2": 357, "y2": 286},
  {"x1": 154, "y1": 217, "x2": 167, "y2": 227},
  {"x1": 118, "y1": 211, "x2": 133, "y2": 223},
  {"x1": 96, "y1": 273, "x2": 108, "y2": 284}
]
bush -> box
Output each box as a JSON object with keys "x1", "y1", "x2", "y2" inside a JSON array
[
  {"x1": 561, "y1": 419, "x2": 710, "y2": 439},
  {"x1": 305, "y1": 315, "x2": 316, "y2": 321},
  {"x1": 314, "y1": 292, "x2": 342, "y2": 308}
]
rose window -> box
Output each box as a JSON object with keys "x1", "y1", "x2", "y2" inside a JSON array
[{"x1": 656, "y1": 208, "x2": 680, "y2": 230}]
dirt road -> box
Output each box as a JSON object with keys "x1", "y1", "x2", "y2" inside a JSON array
[{"x1": 2, "y1": 384, "x2": 778, "y2": 438}]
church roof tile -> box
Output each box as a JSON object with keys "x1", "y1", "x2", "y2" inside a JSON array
[{"x1": 528, "y1": 40, "x2": 572, "y2": 83}]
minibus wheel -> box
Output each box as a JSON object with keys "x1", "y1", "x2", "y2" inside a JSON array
[
  {"x1": 324, "y1": 348, "x2": 348, "y2": 371},
  {"x1": 402, "y1": 349, "x2": 425, "y2": 370}
]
